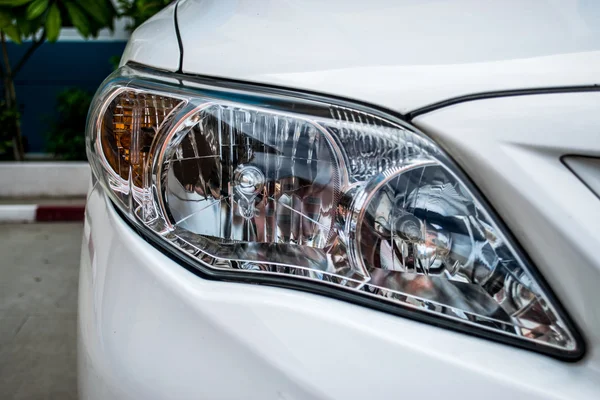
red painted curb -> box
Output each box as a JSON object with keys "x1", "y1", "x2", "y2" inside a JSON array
[{"x1": 35, "y1": 205, "x2": 85, "y2": 222}]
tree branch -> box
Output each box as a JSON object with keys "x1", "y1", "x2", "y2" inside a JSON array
[
  {"x1": 11, "y1": 30, "x2": 46, "y2": 79},
  {"x1": 1, "y1": 31, "x2": 12, "y2": 91},
  {"x1": 1, "y1": 32, "x2": 10, "y2": 72}
]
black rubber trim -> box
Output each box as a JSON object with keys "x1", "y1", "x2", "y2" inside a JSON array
[
  {"x1": 110, "y1": 64, "x2": 587, "y2": 361},
  {"x1": 407, "y1": 85, "x2": 600, "y2": 120},
  {"x1": 173, "y1": 1, "x2": 184, "y2": 73}
]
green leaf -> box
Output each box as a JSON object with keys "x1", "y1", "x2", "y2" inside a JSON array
[
  {"x1": 26, "y1": 0, "x2": 47, "y2": 20},
  {"x1": 76, "y1": 0, "x2": 114, "y2": 27},
  {"x1": 2, "y1": 24, "x2": 21, "y2": 44},
  {"x1": 65, "y1": 1, "x2": 90, "y2": 37},
  {"x1": 0, "y1": 9, "x2": 12, "y2": 28},
  {"x1": 15, "y1": 12, "x2": 31, "y2": 36},
  {"x1": 17, "y1": 20, "x2": 30, "y2": 35},
  {"x1": 0, "y1": 0, "x2": 33, "y2": 6},
  {"x1": 45, "y1": 3, "x2": 60, "y2": 42}
]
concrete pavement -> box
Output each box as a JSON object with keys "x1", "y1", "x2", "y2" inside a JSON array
[{"x1": 0, "y1": 223, "x2": 82, "y2": 399}]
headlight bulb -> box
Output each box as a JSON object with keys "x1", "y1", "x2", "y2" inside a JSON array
[{"x1": 234, "y1": 165, "x2": 265, "y2": 219}]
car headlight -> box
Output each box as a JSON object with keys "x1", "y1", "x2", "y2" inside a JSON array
[{"x1": 87, "y1": 65, "x2": 582, "y2": 359}]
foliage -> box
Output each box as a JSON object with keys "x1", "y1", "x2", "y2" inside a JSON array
[
  {"x1": 109, "y1": 54, "x2": 120, "y2": 70},
  {"x1": 117, "y1": 0, "x2": 172, "y2": 32},
  {"x1": 0, "y1": 1, "x2": 169, "y2": 160},
  {"x1": 0, "y1": 0, "x2": 118, "y2": 44},
  {"x1": 0, "y1": 0, "x2": 118, "y2": 160},
  {"x1": 46, "y1": 87, "x2": 91, "y2": 160}
]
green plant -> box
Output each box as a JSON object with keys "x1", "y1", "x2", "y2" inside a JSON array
[
  {"x1": 0, "y1": 100, "x2": 18, "y2": 159},
  {"x1": 46, "y1": 87, "x2": 91, "y2": 160},
  {"x1": 0, "y1": 0, "x2": 118, "y2": 160},
  {"x1": 109, "y1": 54, "x2": 120, "y2": 70},
  {"x1": 117, "y1": 0, "x2": 172, "y2": 32}
]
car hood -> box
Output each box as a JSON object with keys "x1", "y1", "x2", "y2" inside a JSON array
[{"x1": 173, "y1": 0, "x2": 600, "y2": 114}]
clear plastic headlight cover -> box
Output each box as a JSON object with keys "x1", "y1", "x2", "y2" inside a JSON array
[{"x1": 87, "y1": 66, "x2": 582, "y2": 358}]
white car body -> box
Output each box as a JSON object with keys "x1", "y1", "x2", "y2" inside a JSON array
[{"x1": 80, "y1": 1, "x2": 600, "y2": 399}]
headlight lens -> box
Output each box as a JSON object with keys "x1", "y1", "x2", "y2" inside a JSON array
[{"x1": 88, "y1": 66, "x2": 581, "y2": 358}]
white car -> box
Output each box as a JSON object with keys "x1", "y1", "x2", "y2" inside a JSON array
[{"x1": 79, "y1": 1, "x2": 600, "y2": 399}]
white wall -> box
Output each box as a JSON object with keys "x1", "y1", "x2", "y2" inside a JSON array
[
  {"x1": 0, "y1": 163, "x2": 90, "y2": 197},
  {"x1": 57, "y1": 17, "x2": 132, "y2": 42}
]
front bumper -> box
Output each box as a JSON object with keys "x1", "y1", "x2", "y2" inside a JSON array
[{"x1": 79, "y1": 181, "x2": 600, "y2": 399}]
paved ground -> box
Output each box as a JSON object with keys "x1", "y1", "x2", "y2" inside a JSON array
[{"x1": 0, "y1": 223, "x2": 82, "y2": 399}]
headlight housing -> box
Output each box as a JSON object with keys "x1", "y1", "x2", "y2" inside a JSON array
[{"x1": 87, "y1": 65, "x2": 583, "y2": 359}]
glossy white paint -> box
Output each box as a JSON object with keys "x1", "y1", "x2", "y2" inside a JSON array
[
  {"x1": 120, "y1": 2, "x2": 180, "y2": 71},
  {"x1": 79, "y1": 182, "x2": 600, "y2": 400},
  {"x1": 176, "y1": 0, "x2": 600, "y2": 113},
  {"x1": 414, "y1": 92, "x2": 600, "y2": 368}
]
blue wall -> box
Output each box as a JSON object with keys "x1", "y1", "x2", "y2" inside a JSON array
[{"x1": 6, "y1": 41, "x2": 127, "y2": 153}]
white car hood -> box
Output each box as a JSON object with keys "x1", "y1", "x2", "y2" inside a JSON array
[{"x1": 172, "y1": 0, "x2": 600, "y2": 114}]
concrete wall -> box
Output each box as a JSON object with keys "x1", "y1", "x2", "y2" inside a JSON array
[{"x1": 0, "y1": 162, "x2": 90, "y2": 197}]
